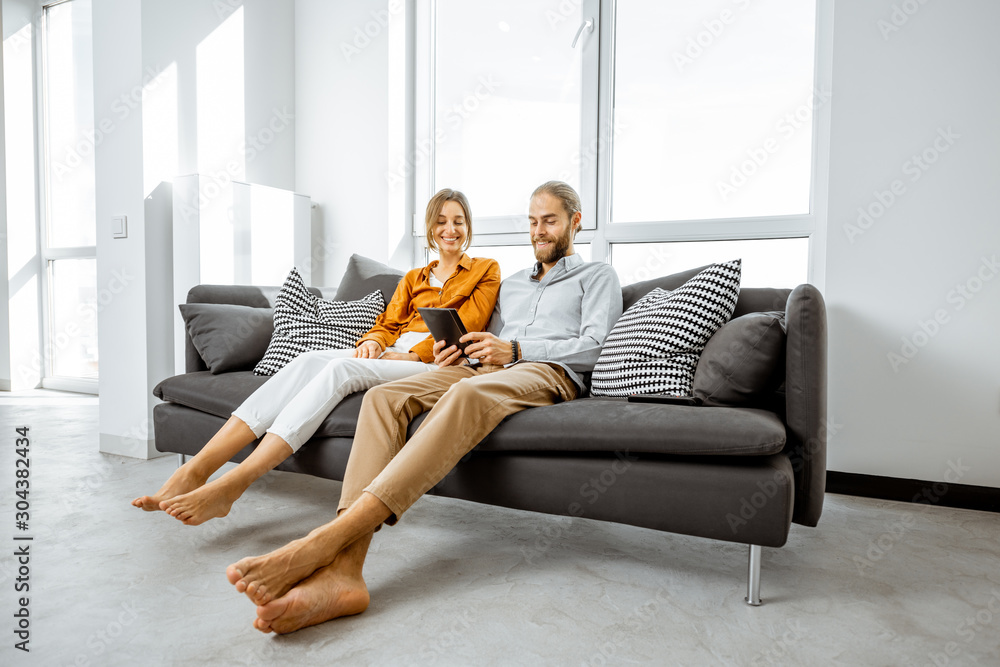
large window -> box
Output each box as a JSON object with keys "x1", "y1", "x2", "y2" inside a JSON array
[
  {"x1": 611, "y1": 0, "x2": 817, "y2": 223},
  {"x1": 41, "y1": 0, "x2": 98, "y2": 390},
  {"x1": 416, "y1": 0, "x2": 827, "y2": 288},
  {"x1": 427, "y1": 0, "x2": 599, "y2": 231}
]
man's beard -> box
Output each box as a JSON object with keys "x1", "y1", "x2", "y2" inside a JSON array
[{"x1": 533, "y1": 228, "x2": 573, "y2": 264}]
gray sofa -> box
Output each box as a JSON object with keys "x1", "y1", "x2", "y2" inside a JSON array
[{"x1": 152, "y1": 258, "x2": 827, "y2": 606}]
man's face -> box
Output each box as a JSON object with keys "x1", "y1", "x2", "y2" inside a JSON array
[{"x1": 528, "y1": 193, "x2": 578, "y2": 265}]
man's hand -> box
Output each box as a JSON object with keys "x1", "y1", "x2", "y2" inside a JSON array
[
  {"x1": 354, "y1": 340, "x2": 382, "y2": 359},
  {"x1": 381, "y1": 351, "x2": 420, "y2": 362},
  {"x1": 462, "y1": 332, "x2": 514, "y2": 365},
  {"x1": 433, "y1": 338, "x2": 466, "y2": 368}
]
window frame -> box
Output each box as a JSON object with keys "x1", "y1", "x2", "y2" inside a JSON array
[
  {"x1": 38, "y1": 0, "x2": 98, "y2": 393},
  {"x1": 412, "y1": 0, "x2": 834, "y2": 288}
]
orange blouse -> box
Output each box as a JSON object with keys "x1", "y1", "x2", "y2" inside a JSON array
[{"x1": 356, "y1": 254, "x2": 501, "y2": 363}]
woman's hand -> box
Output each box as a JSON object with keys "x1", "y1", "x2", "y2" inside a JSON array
[
  {"x1": 433, "y1": 338, "x2": 467, "y2": 368},
  {"x1": 462, "y1": 332, "x2": 514, "y2": 365},
  {"x1": 380, "y1": 351, "x2": 420, "y2": 362},
  {"x1": 354, "y1": 340, "x2": 383, "y2": 359}
]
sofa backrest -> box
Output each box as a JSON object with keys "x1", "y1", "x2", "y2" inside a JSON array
[{"x1": 621, "y1": 263, "x2": 791, "y2": 316}]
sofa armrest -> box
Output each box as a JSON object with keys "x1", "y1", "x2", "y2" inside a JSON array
[
  {"x1": 784, "y1": 283, "x2": 828, "y2": 527},
  {"x1": 182, "y1": 283, "x2": 338, "y2": 374}
]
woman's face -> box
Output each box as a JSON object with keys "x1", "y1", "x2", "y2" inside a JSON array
[{"x1": 433, "y1": 200, "x2": 468, "y2": 253}]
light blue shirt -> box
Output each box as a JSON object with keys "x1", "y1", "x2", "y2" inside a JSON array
[{"x1": 488, "y1": 253, "x2": 622, "y2": 393}]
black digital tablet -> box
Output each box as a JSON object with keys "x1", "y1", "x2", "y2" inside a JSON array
[
  {"x1": 417, "y1": 307, "x2": 470, "y2": 354},
  {"x1": 627, "y1": 394, "x2": 702, "y2": 406}
]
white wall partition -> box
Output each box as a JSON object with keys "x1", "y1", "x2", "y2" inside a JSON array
[{"x1": 171, "y1": 176, "x2": 311, "y2": 375}]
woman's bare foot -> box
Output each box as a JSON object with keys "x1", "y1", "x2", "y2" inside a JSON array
[
  {"x1": 131, "y1": 463, "x2": 209, "y2": 512},
  {"x1": 227, "y1": 536, "x2": 331, "y2": 606},
  {"x1": 159, "y1": 478, "x2": 244, "y2": 526},
  {"x1": 253, "y1": 562, "x2": 369, "y2": 634}
]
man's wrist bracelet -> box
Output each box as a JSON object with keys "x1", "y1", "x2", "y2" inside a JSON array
[{"x1": 510, "y1": 340, "x2": 519, "y2": 363}]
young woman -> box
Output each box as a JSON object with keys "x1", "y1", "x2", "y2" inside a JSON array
[{"x1": 133, "y1": 189, "x2": 500, "y2": 525}]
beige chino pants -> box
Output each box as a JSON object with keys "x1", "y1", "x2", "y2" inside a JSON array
[{"x1": 337, "y1": 362, "x2": 578, "y2": 524}]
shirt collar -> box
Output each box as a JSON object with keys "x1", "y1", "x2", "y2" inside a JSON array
[
  {"x1": 422, "y1": 253, "x2": 471, "y2": 280},
  {"x1": 530, "y1": 252, "x2": 583, "y2": 280}
]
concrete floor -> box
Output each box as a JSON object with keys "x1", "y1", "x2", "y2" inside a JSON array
[{"x1": 2, "y1": 401, "x2": 999, "y2": 666}]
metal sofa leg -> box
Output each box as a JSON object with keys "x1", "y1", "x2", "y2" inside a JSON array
[
  {"x1": 178, "y1": 454, "x2": 187, "y2": 467},
  {"x1": 745, "y1": 544, "x2": 762, "y2": 606}
]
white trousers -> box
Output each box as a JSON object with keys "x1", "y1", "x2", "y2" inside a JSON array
[{"x1": 232, "y1": 349, "x2": 436, "y2": 452}]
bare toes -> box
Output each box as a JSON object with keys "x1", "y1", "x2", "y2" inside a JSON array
[
  {"x1": 247, "y1": 582, "x2": 270, "y2": 605},
  {"x1": 227, "y1": 567, "x2": 243, "y2": 587}
]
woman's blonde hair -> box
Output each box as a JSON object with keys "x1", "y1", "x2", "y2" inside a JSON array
[{"x1": 425, "y1": 189, "x2": 473, "y2": 252}]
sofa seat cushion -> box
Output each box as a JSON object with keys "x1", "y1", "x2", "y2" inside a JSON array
[
  {"x1": 154, "y1": 375, "x2": 785, "y2": 456},
  {"x1": 476, "y1": 397, "x2": 786, "y2": 456},
  {"x1": 153, "y1": 372, "x2": 368, "y2": 439}
]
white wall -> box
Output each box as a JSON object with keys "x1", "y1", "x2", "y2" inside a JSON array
[
  {"x1": 93, "y1": 0, "x2": 154, "y2": 456},
  {"x1": 139, "y1": 0, "x2": 295, "y2": 191},
  {"x1": 94, "y1": 0, "x2": 297, "y2": 458},
  {"x1": 295, "y1": 0, "x2": 402, "y2": 285},
  {"x1": 825, "y1": 0, "x2": 1000, "y2": 487},
  {"x1": 244, "y1": 0, "x2": 295, "y2": 190}
]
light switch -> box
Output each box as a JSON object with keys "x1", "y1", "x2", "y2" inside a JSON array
[{"x1": 112, "y1": 216, "x2": 127, "y2": 239}]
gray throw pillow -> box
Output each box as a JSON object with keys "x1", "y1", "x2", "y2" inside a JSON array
[
  {"x1": 692, "y1": 311, "x2": 786, "y2": 406},
  {"x1": 333, "y1": 254, "x2": 405, "y2": 304},
  {"x1": 179, "y1": 303, "x2": 275, "y2": 374}
]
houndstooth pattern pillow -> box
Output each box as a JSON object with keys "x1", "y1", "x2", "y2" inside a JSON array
[
  {"x1": 591, "y1": 259, "x2": 742, "y2": 397},
  {"x1": 253, "y1": 267, "x2": 385, "y2": 376}
]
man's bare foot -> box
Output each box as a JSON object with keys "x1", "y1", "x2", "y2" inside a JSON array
[
  {"x1": 131, "y1": 463, "x2": 209, "y2": 512},
  {"x1": 159, "y1": 478, "x2": 243, "y2": 526},
  {"x1": 227, "y1": 537, "x2": 329, "y2": 605},
  {"x1": 253, "y1": 563, "x2": 369, "y2": 634}
]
